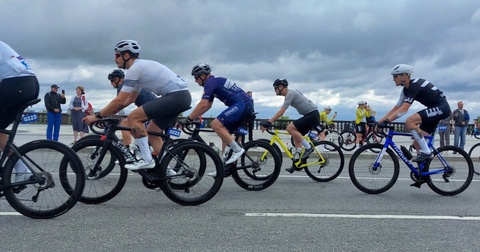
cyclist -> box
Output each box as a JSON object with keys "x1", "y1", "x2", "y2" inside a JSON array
[
  {"x1": 377, "y1": 64, "x2": 451, "y2": 166},
  {"x1": 260, "y1": 78, "x2": 320, "y2": 174},
  {"x1": 0, "y1": 41, "x2": 39, "y2": 182},
  {"x1": 84, "y1": 40, "x2": 191, "y2": 173},
  {"x1": 178, "y1": 63, "x2": 254, "y2": 167},
  {"x1": 108, "y1": 69, "x2": 157, "y2": 161},
  {"x1": 355, "y1": 101, "x2": 369, "y2": 149},
  {"x1": 318, "y1": 106, "x2": 336, "y2": 141}
]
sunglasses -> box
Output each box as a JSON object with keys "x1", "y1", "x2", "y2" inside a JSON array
[
  {"x1": 115, "y1": 53, "x2": 122, "y2": 59},
  {"x1": 393, "y1": 74, "x2": 402, "y2": 78},
  {"x1": 194, "y1": 75, "x2": 201, "y2": 80}
]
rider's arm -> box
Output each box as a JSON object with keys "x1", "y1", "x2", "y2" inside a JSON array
[
  {"x1": 188, "y1": 99, "x2": 213, "y2": 120},
  {"x1": 380, "y1": 103, "x2": 411, "y2": 122},
  {"x1": 98, "y1": 91, "x2": 138, "y2": 117},
  {"x1": 268, "y1": 106, "x2": 287, "y2": 124}
]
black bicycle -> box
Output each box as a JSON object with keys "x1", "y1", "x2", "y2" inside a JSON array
[
  {"x1": 72, "y1": 117, "x2": 224, "y2": 206},
  {"x1": 177, "y1": 120, "x2": 281, "y2": 191},
  {"x1": 0, "y1": 99, "x2": 85, "y2": 218}
]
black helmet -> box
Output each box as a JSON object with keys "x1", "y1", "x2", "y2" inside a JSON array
[
  {"x1": 191, "y1": 63, "x2": 212, "y2": 76},
  {"x1": 273, "y1": 78, "x2": 288, "y2": 87},
  {"x1": 108, "y1": 69, "x2": 125, "y2": 80}
]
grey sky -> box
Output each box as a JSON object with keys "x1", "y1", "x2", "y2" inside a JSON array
[{"x1": 3, "y1": 0, "x2": 480, "y2": 121}]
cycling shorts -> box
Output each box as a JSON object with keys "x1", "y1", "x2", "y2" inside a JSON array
[
  {"x1": 217, "y1": 100, "x2": 254, "y2": 133},
  {"x1": 142, "y1": 90, "x2": 192, "y2": 130},
  {"x1": 418, "y1": 100, "x2": 451, "y2": 134},
  {"x1": 293, "y1": 110, "x2": 320, "y2": 136},
  {"x1": 0, "y1": 76, "x2": 39, "y2": 129}
]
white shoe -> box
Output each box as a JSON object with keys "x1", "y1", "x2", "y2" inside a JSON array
[
  {"x1": 115, "y1": 155, "x2": 136, "y2": 164},
  {"x1": 125, "y1": 159, "x2": 155, "y2": 170},
  {"x1": 167, "y1": 167, "x2": 176, "y2": 176},
  {"x1": 225, "y1": 149, "x2": 245, "y2": 164},
  {"x1": 222, "y1": 146, "x2": 232, "y2": 160}
]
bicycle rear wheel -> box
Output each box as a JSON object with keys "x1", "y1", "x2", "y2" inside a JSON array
[
  {"x1": 340, "y1": 129, "x2": 356, "y2": 151},
  {"x1": 304, "y1": 141, "x2": 344, "y2": 182},
  {"x1": 348, "y1": 144, "x2": 400, "y2": 194},
  {"x1": 231, "y1": 140, "x2": 281, "y2": 191},
  {"x1": 468, "y1": 143, "x2": 480, "y2": 175},
  {"x1": 159, "y1": 141, "x2": 224, "y2": 206},
  {"x1": 425, "y1": 146, "x2": 473, "y2": 196},
  {"x1": 3, "y1": 140, "x2": 85, "y2": 219},
  {"x1": 71, "y1": 139, "x2": 128, "y2": 204}
]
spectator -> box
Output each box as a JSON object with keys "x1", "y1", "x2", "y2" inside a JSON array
[
  {"x1": 437, "y1": 112, "x2": 453, "y2": 148},
  {"x1": 452, "y1": 101, "x2": 469, "y2": 153},
  {"x1": 355, "y1": 100, "x2": 369, "y2": 148},
  {"x1": 319, "y1": 106, "x2": 336, "y2": 141},
  {"x1": 44, "y1": 84, "x2": 66, "y2": 141},
  {"x1": 68, "y1": 85, "x2": 89, "y2": 145}
]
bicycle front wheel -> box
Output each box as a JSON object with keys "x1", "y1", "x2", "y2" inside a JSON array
[
  {"x1": 159, "y1": 141, "x2": 224, "y2": 206},
  {"x1": 71, "y1": 139, "x2": 128, "y2": 204},
  {"x1": 3, "y1": 140, "x2": 85, "y2": 219},
  {"x1": 468, "y1": 143, "x2": 480, "y2": 175},
  {"x1": 232, "y1": 140, "x2": 281, "y2": 191},
  {"x1": 340, "y1": 130, "x2": 356, "y2": 151},
  {"x1": 425, "y1": 146, "x2": 473, "y2": 196},
  {"x1": 348, "y1": 144, "x2": 400, "y2": 194},
  {"x1": 304, "y1": 141, "x2": 344, "y2": 182}
]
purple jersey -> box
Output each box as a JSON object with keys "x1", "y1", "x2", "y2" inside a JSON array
[{"x1": 202, "y1": 76, "x2": 251, "y2": 106}]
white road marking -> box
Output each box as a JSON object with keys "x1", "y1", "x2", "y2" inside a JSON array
[
  {"x1": 0, "y1": 212, "x2": 22, "y2": 216},
  {"x1": 245, "y1": 212, "x2": 480, "y2": 220}
]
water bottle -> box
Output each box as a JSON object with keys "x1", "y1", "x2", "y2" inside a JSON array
[{"x1": 400, "y1": 145, "x2": 413, "y2": 160}]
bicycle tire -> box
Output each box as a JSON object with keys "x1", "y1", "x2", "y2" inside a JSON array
[
  {"x1": 348, "y1": 144, "x2": 400, "y2": 194},
  {"x1": 425, "y1": 146, "x2": 473, "y2": 196},
  {"x1": 3, "y1": 140, "x2": 85, "y2": 219},
  {"x1": 232, "y1": 140, "x2": 281, "y2": 191},
  {"x1": 468, "y1": 143, "x2": 480, "y2": 175},
  {"x1": 366, "y1": 133, "x2": 385, "y2": 153},
  {"x1": 71, "y1": 139, "x2": 128, "y2": 204},
  {"x1": 304, "y1": 141, "x2": 344, "y2": 182},
  {"x1": 325, "y1": 130, "x2": 343, "y2": 151},
  {"x1": 340, "y1": 129, "x2": 356, "y2": 151},
  {"x1": 258, "y1": 139, "x2": 283, "y2": 167},
  {"x1": 159, "y1": 141, "x2": 224, "y2": 206}
]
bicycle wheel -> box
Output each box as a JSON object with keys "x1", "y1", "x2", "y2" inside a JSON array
[
  {"x1": 3, "y1": 140, "x2": 85, "y2": 219},
  {"x1": 468, "y1": 143, "x2": 480, "y2": 175},
  {"x1": 258, "y1": 139, "x2": 283, "y2": 167},
  {"x1": 159, "y1": 141, "x2": 224, "y2": 206},
  {"x1": 71, "y1": 139, "x2": 128, "y2": 204},
  {"x1": 232, "y1": 140, "x2": 281, "y2": 191},
  {"x1": 325, "y1": 130, "x2": 343, "y2": 151},
  {"x1": 348, "y1": 144, "x2": 400, "y2": 194},
  {"x1": 366, "y1": 133, "x2": 385, "y2": 153},
  {"x1": 340, "y1": 129, "x2": 356, "y2": 151},
  {"x1": 425, "y1": 146, "x2": 473, "y2": 196},
  {"x1": 304, "y1": 141, "x2": 344, "y2": 182}
]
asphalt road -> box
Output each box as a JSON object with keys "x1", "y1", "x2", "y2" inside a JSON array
[{"x1": 1, "y1": 125, "x2": 480, "y2": 251}]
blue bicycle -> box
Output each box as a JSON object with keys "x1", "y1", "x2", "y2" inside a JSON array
[{"x1": 349, "y1": 125, "x2": 473, "y2": 196}]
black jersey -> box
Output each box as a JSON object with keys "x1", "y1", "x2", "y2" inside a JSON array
[{"x1": 396, "y1": 78, "x2": 446, "y2": 107}]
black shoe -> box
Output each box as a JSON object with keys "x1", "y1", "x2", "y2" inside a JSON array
[
  {"x1": 410, "y1": 180, "x2": 425, "y2": 188},
  {"x1": 285, "y1": 166, "x2": 295, "y2": 174},
  {"x1": 301, "y1": 147, "x2": 315, "y2": 163},
  {"x1": 411, "y1": 152, "x2": 432, "y2": 163}
]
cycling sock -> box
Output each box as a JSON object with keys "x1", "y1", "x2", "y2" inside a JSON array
[
  {"x1": 135, "y1": 137, "x2": 152, "y2": 162},
  {"x1": 228, "y1": 141, "x2": 242, "y2": 152},
  {"x1": 301, "y1": 139, "x2": 311, "y2": 149},
  {"x1": 14, "y1": 160, "x2": 30, "y2": 174},
  {"x1": 410, "y1": 130, "x2": 431, "y2": 154}
]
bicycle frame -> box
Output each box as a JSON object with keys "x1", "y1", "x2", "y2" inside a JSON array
[
  {"x1": 374, "y1": 127, "x2": 449, "y2": 177},
  {"x1": 266, "y1": 128, "x2": 326, "y2": 168}
]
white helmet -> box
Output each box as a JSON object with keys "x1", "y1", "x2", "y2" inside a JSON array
[
  {"x1": 115, "y1": 40, "x2": 142, "y2": 54},
  {"x1": 391, "y1": 64, "x2": 413, "y2": 75},
  {"x1": 358, "y1": 101, "x2": 365, "y2": 105},
  {"x1": 324, "y1": 106, "x2": 331, "y2": 110}
]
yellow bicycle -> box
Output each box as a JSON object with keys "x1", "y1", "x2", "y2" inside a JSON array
[{"x1": 260, "y1": 126, "x2": 344, "y2": 182}]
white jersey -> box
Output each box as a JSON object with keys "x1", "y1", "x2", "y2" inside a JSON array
[
  {"x1": 121, "y1": 59, "x2": 188, "y2": 96},
  {"x1": 0, "y1": 41, "x2": 35, "y2": 82}
]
